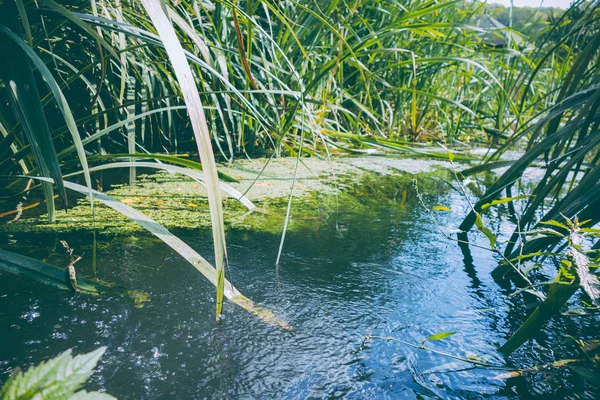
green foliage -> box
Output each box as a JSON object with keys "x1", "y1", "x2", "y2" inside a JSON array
[
  {"x1": 0, "y1": 0, "x2": 598, "y2": 331},
  {"x1": 138, "y1": 0, "x2": 228, "y2": 322},
  {"x1": 497, "y1": 216, "x2": 600, "y2": 355},
  {"x1": 0, "y1": 2, "x2": 66, "y2": 221},
  {"x1": 1, "y1": 0, "x2": 591, "y2": 190},
  {"x1": 0, "y1": 347, "x2": 116, "y2": 400},
  {"x1": 459, "y1": 1, "x2": 600, "y2": 259},
  {"x1": 1, "y1": 0, "x2": 596, "y2": 210}
]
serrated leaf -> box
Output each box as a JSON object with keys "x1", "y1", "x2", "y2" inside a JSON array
[
  {"x1": 568, "y1": 230, "x2": 600, "y2": 306},
  {"x1": 40, "y1": 347, "x2": 106, "y2": 399},
  {"x1": 0, "y1": 350, "x2": 72, "y2": 400},
  {"x1": 0, "y1": 348, "x2": 106, "y2": 400}
]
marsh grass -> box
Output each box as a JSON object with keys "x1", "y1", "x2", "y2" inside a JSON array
[{"x1": 1, "y1": 0, "x2": 599, "y2": 327}]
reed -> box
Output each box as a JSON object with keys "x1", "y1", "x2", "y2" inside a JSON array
[{"x1": 0, "y1": 0, "x2": 598, "y2": 327}]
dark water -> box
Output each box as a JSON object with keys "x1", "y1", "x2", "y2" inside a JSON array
[{"x1": 0, "y1": 174, "x2": 598, "y2": 399}]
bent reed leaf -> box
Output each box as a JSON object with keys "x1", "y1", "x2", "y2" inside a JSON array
[
  {"x1": 140, "y1": 0, "x2": 228, "y2": 322},
  {"x1": 24, "y1": 176, "x2": 289, "y2": 330}
]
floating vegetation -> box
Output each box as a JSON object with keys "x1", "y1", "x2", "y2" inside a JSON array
[{"x1": 0, "y1": 0, "x2": 599, "y2": 397}]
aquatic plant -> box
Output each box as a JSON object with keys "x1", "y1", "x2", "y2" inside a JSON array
[
  {"x1": 450, "y1": 0, "x2": 600, "y2": 357},
  {"x1": 412, "y1": 173, "x2": 600, "y2": 385},
  {"x1": 0, "y1": 0, "x2": 276, "y2": 323},
  {"x1": 1, "y1": 0, "x2": 599, "y2": 397},
  {"x1": 0, "y1": 247, "x2": 102, "y2": 294},
  {"x1": 0, "y1": 0, "x2": 598, "y2": 328},
  {"x1": 459, "y1": 2, "x2": 600, "y2": 262},
  {"x1": 499, "y1": 216, "x2": 600, "y2": 355}
]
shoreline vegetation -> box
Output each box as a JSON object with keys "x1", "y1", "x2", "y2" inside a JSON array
[
  {"x1": 2, "y1": 156, "x2": 454, "y2": 234},
  {"x1": 1, "y1": 0, "x2": 599, "y2": 397}
]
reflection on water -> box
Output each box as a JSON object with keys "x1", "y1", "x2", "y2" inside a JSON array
[{"x1": 0, "y1": 174, "x2": 598, "y2": 399}]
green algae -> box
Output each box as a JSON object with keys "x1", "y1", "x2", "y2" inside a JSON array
[
  {"x1": 226, "y1": 170, "x2": 449, "y2": 234},
  {"x1": 0, "y1": 157, "x2": 452, "y2": 236},
  {"x1": 128, "y1": 290, "x2": 151, "y2": 308}
]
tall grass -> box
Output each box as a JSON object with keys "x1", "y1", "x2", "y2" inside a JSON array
[
  {"x1": 0, "y1": 0, "x2": 598, "y2": 326},
  {"x1": 2, "y1": 0, "x2": 587, "y2": 181},
  {"x1": 459, "y1": 2, "x2": 600, "y2": 264}
]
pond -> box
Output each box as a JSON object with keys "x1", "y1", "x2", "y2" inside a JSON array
[{"x1": 0, "y1": 171, "x2": 597, "y2": 399}]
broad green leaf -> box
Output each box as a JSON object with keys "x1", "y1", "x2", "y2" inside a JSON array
[{"x1": 0, "y1": 348, "x2": 107, "y2": 400}]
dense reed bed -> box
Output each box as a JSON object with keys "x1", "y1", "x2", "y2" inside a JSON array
[{"x1": 0, "y1": 0, "x2": 599, "y2": 372}]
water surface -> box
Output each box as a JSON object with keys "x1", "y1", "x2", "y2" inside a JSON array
[{"x1": 1, "y1": 174, "x2": 597, "y2": 399}]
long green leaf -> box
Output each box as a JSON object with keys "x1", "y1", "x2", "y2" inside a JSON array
[
  {"x1": 26, "y1": 176, "x2": 288, "y2": 329},
  {"x1": 0, "y1": 7, "x2": 65, "y2": 221},
  {"x1": 141, "y1": 0, "x2": 229, "y2": 321},
  {"x1": 64, "y1": 161, "x2": 255, "y2": 210},
  {"x1": 0, "y1": 24, "x2": 95, "y2": 213}
]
